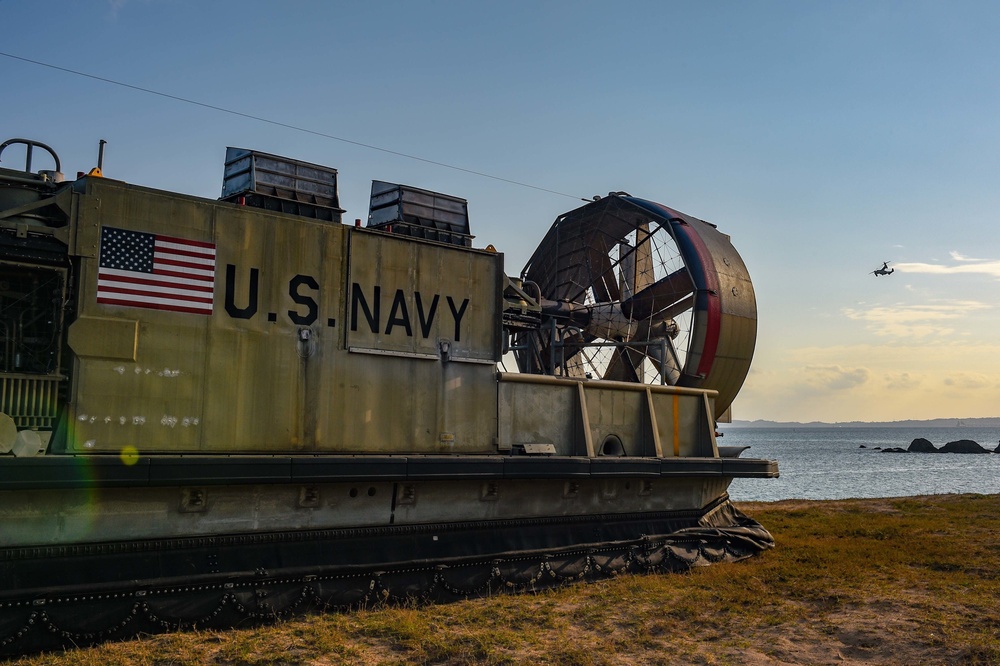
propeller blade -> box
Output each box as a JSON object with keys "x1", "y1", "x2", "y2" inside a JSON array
[
  {"x1": 603, "y1": 345, "x2": 642, "y2": 382},
  {"x1": 620, "y1": 268, "x2": 694, "y2": 320},
  {"x1": 654, "y1": 294, "x2": 695, "y2": 322},
  {"x1": 618, "y1": 239, "x2": 633, "y2": 301},
  {"x1": 602, "y1": 316, "x2": 686, "y2": 385},
  {"x1": 633, "y1": 221, "x2": 654, "y2": 293},
  {"x1": 585, "y1": 241, "x2": 620, "y2": 303},
  {"x1": 561, "y1": 330, "x2": 595, "y2": 369},
  {"x1": 602, "y1": 315, "x2": 656, "y2": 383},
  {"x1": 645, "y1": 334, "x2": 682, "y2": 385},
  {"x1": 616, "y1": 221, "x2": 654, "y2": 302}
]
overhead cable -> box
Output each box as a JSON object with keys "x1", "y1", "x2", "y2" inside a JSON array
[{"x1": 0, "y1": 51, "x2": 583, "y2": 201}]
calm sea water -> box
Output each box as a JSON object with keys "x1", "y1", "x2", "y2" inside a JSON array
[{"x1": 718, "y1": 426, "x2": 1000, "y2": 502}]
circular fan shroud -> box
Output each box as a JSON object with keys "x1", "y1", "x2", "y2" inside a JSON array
[{"x1": 515, "y1": 195, "x2": 756, "y2": 420}]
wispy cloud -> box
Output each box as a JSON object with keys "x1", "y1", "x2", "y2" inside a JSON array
[
  {"x1": 896, "y1": 252, "x2": 1000, "y2": 278},
  {"x1": 942, "y1": 372, "x2": 995, "y2": 390},
  {"x1": 108, "y1": 0, "x2": 130, "y2": 18},
  {"x1": 842, "y1": 301, "x2": 990, "y2": 337},
  {"x1": 949, "y1": 251, "x2": 986, "y2": 262},
  {"x1": 803, "y1": 364, "x2": 870, "y2": 390},
  {"x1": 884, "y1": 371, "x2": 921, "y2": 390}
]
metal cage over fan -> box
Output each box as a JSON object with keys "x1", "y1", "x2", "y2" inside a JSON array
[{"x1": 511, "y1": 193, "x2": 756, "y2": 419}]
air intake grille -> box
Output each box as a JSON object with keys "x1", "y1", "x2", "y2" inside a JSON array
[{"x1": 0, "y1": 375, "x2": 60, "y2": 429}]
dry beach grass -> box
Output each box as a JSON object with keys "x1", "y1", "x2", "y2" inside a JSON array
[{"x1": 5, "y1": 494, "x2": 999, "y2": 666}]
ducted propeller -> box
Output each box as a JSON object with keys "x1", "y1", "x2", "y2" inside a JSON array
[{"x1": 511, "y1": 194, "x2": 756, "y2": 419}]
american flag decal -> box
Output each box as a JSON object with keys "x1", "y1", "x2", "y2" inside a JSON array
[{"x1": 97, "y1": 227, "x2": 216, "y2": 315}]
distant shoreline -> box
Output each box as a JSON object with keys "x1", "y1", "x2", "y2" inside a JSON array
[{"x1": 725, "y1": 417, "x2": 1000, "y2": 429}]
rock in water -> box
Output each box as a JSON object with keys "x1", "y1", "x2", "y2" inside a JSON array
[
  {"x1": 939, "y1": 439, "x2": 990, "y2": 454},
  {"x1": 880, "y1": 447, "x2": 909, "y2": 453},
  {"x1": 908, "y1": 438, "x2": 938, "y2": 453}
]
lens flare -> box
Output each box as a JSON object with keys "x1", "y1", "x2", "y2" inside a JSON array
[{"x1": 120, "y1": 445, "x2": 140, "y2": 466}]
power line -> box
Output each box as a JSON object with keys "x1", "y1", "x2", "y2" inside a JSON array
[{"x1": 0, "y1": 51, "x2": 584, "y2": 201}]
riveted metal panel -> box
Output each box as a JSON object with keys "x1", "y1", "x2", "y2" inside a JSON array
[
  {"x1": 498, "y1": 378, "x2": 581, "y2": 455},
  {"x1": 67, "y1": 316, "x2": 138, "y2": 361},
  {"x1": 647, "y1": 390, "x2": 715, "y2": 457},
  {"x1": 328, "y1": 340, "x2": 498, "y2": 453},
  {"x1": 579, "y1": 384, "x2": 650, "y2": 456},
  {"x1": 346, "y1": 229, "x2": 500, "y2": 363}
]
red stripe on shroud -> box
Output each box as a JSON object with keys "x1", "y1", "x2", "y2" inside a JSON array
[
  {"x1": 697, "y1": 292, "x2": 722, "y2": 378},
  {"x1": 672, "y1": 222, "x2": 721, "y2": 379}
]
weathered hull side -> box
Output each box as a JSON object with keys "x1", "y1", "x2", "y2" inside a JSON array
[{"x1": 0, "y1": 459, "x2": 774, "y2": 654}]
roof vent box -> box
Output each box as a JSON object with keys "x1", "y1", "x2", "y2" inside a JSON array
[
  {"x1": 221, "y1": 147, "x2": 344, "y2": 222},
  {"x1": 367, "y1": 180, "x2": 473, "y2": 247}
]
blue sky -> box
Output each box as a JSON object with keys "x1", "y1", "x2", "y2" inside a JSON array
[{"x1": 4, "y1": 0, "x2": 1000, "y2": 422}]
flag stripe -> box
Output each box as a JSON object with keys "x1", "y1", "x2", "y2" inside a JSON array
[
  {"x1": 155, "y1": 247, "x2": 216, "y2": 263},
  {"x1": 97, "y1": 288, "x2": 214, "y2": 305},
  {"x1": 97, "y1": 295, "x2": 213, "y2": 315},
  {"x1": 155, "y1": 241, "x2": 215, "y2": 255},
  {"x1": 157, "y1": 235, "x2": 216, "y2": 250},
  {"x1": 101, "y1": 287, "x2": 212, "y2": 305},
  {"x1": 154, "y1": 267, "x2": 214, "y2": 281},
  {"x1": 99, "y1": 268, "x2": 214, "y2": 289},
  {"x1": 98, "y1": 278, "x2": 214, "y2": 297},
  {"x1": 155, "y1": 256, "x2": 217, "y2": 272}
]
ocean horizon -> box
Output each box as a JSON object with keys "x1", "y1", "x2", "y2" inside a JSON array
[
  {"x1": 718, "y1": 425, "x2": 1000, "y2": 503},
  {"x1": 728, "y1": 416, "x2": 1000, "y2": 428}
]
